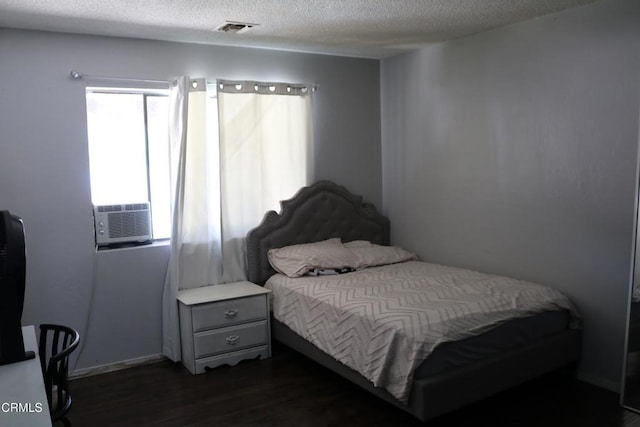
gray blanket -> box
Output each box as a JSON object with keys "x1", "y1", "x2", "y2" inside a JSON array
[{"x1": 265, "y1": 260, "x2": 578, "y2": 402}]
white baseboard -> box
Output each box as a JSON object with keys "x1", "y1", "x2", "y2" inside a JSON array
[
  {"x1": 577, "y1": 371, "x2": 621, "y2": 394},
  {"x1": 71, "y1": 353, "x2": 167, "y2": 379}
]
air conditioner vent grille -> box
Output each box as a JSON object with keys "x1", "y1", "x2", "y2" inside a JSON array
[
  {"x1": 108, "y1": 212, "x2": 151, "y2": 238},
  {"x1": 125, "y1": 203, "x2": 149, "y2": 211},
  {"x1": 98, "y1": 205, "x2": 123, "y2": 213}
]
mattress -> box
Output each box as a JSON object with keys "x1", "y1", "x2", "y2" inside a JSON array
[
  {"x1": 265, "y1": 260, "x2": 578, "y2": 402},
  {"x1": 414, "y1": 309, "x2": 569, "y2": 378}
]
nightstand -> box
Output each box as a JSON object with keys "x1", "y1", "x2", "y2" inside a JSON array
[{"x1": 177, "y1": 281, "x2": 271, "y2": 375}]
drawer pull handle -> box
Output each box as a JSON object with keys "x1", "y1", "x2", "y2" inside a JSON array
[
  {"x1": 226, "y1": 335, "x2": 240, "y2": 345},
  {"x1": 224, "y1": 309, "x2": 238, "y2": 319}
]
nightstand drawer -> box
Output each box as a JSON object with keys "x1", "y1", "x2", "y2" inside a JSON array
[
  {"x1": 193, "y1": 320, "x2": 267, "y2": 358},
  {"x1": 192, "y1": 295, "x2": 266, "y2": 332}
]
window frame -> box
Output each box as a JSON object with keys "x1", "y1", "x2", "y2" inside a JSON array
[{"x1": 85, "y1": 86, "x2": 171, "y2": 242}]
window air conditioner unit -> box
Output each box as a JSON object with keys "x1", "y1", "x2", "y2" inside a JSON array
[{"x1": 93, "y1": 203, "x2": 152, "y2": 246}]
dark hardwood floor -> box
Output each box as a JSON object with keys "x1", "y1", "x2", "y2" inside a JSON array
[{"x1": 69, "y1": 343, "x2": 638, "y2": 427}]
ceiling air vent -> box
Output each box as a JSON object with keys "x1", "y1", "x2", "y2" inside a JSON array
[{"x1": 215, "y1": 21, "x2": 257, "y2": 34}]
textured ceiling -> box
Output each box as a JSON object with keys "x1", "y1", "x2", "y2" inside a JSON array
[{"x1": 0, "y1": 0, "x2": 598, "y2": 59}]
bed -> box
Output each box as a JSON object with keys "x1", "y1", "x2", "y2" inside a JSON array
[{"x1": 246, "y1": 180, "x2": 582, "y2": 422}]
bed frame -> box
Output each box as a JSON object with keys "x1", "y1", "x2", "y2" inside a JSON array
[{"x1": 246, "y1": 180, "x2": 582, "y2": 422}]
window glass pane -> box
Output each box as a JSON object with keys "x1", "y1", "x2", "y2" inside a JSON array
[
  {"x1": 86, "y1": 93, "x2": 149, "y2": 205},
  {"x1": 146, "y1": 95, "x2": 171, "y2": 239}
]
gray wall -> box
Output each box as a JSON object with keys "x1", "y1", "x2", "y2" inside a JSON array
[
  {"x1": 381, "y1": 0, "x2": 640, "y2": 390},
  {"x1": 0, "y1": 29, "x2": 381, "y2": 370}
]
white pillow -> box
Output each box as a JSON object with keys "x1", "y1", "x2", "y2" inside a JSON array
[
  {"x1": 267, "y1": 238, "x2": 360, "y2": 278},
  {"x1": 344, "y1": 240, "x2": 418, "y2": 268}
]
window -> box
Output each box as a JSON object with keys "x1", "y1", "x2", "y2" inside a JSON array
[{"x1": 85, "y1": 88, "x2": 171, "y2": 240}]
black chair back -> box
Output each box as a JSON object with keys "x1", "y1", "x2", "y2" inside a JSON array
[{"x1": 39, "y1": 324, "x2": 80, "y2": 426}]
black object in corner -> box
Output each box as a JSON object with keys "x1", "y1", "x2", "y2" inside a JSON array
[{"x1": 0, "y1": 210, "x2": 35, "y2": 365}]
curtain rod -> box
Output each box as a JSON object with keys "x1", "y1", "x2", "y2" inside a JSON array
[
  {"x1": 69, "y1": 70, "x2": 175, "y2": 86},
  {"x1": 217, "y1": 79, "x2": 318, "y2": 94}
]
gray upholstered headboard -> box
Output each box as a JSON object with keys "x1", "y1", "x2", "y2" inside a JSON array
[{"x1": 246, "y1": 180, "x2": 390, "y2": 285}]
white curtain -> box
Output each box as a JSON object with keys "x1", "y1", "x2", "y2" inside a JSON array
[
  {"x1": 162, "y1": 78, "x2": 312, "y2": 361},
  {"x1": 217, "y1": 81, "x2": 313, "y2": 283},
  {"x1": 162, "y1": 77, "x2": 222, "y2": 361}
]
